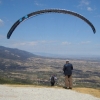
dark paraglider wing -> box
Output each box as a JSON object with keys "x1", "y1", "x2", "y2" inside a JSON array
[{"x1": 7, "y1": 9, "x2": 96, "y2": 39}]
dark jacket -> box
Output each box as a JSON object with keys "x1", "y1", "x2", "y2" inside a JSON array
[{"x1": 63, "y1": 63, "x2": 73, "y2": 76}]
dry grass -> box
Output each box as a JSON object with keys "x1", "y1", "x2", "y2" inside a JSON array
[{"x1": 73, "y1": 88, "x2": 100, "y2": 98}]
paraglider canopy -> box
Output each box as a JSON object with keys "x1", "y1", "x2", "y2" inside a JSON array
[{"x1": 7, "y1": 9, "x2": 96, "y2": 39}]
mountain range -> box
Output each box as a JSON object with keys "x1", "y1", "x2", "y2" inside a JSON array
[{"x1": 0, "y1": 46, "x2": 38, "y2": 60}]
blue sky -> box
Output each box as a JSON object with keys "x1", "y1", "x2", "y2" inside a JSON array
[{"x1": 0, "y1": 0, "x2": 100, "y2": 56}]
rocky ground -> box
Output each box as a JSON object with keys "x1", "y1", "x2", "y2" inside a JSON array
[{"x1": 0, "y1": 85, "x2": 100, "y2": 100}]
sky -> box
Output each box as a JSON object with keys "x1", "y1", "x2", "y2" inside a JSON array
[{"x1": 0, "y1": 0, "x2": 100, "y2": 57}]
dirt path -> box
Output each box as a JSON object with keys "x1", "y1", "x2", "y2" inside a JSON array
[
  {"x1": 0, "y1": 85, "x2": 100, "y2": 100},
  {"x1": 7, "y1": 85, "x2": 100, "y2": 98}
]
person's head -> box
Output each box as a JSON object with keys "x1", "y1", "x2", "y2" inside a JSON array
[
  {"x1": 51, "y1": 74, "x2": 55, "y2": 77},
  {"x1": 66, "y1": 60, "x2": 69, "y2": 64}
]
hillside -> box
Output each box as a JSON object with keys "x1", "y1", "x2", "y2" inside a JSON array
[
  {"x1": 0, "y1": 46, "x2": 100, "y2": 89},
  {"x1": 0, "y1": 46, "x2": 38, "y2": 60}
]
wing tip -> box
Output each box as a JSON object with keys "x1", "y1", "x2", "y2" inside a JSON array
[
  {"x1": 7, "y1": 34, "x2": 10, "y2": 39},
  {"x1": 93, "y1": 29, "x2": 96, "y2": 34}
]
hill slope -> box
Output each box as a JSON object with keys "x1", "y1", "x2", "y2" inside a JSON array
[{"x1": 0, "y1": 46, "x2": 38, "y2": 60}]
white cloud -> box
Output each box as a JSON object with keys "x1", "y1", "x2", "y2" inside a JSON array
[
  {"x1": 81, "y1": 0, "x2": 89, "y2": 6},
  {"x1": 11, "y1": 40, "x2": 57, "y2": 48},
  {"x1": 87, "y1": 7, "x2": 93, "y2": 11},
  {"x1": 62, "y1": 41, "x2": 71, "y2": 45},
  {"x1": 34, "y1": 0, "x2": 44, "y2": 6},
  {"x1": 81, "y1": 41, "x2": 91, "y2": 44},
  {"x1": 13, "y1": 41, "x2": 38, "y2": 47},
  {"x1": 0, "y1": 19, "x2": 4, "y2": 26},
  {"x1": 27, "y1": 41, "x2": 38, "y2": 46},
  {"x1": 78, "y1": 0, "x2": 94, "y2": 11},
  {"x1": 78, "y1": 0, "x2": 89, "y2": 7}
]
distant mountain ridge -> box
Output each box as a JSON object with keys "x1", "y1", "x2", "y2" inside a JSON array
[{"x1": 0, "y1": 46, "x2": 38, "y2": 60}]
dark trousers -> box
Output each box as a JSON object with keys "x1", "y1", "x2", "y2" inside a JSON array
[{"x1": 51, "y1": 82, "x2": 55, "y2": 86}]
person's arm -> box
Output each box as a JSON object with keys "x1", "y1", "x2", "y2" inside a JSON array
[
  {"x1": 71, "y1": 64, "x2": 73, "y2": 70},
  {"x1": 55, "y1": 77, "x2": 57, "y2": 80},
  {"x1": 63, "y1": 65, "x2": 65, "y2": 71}
]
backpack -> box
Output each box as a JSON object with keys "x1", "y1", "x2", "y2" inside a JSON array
[{"x1": 51, "y1": 76, "x2": 55, "y2": 82}]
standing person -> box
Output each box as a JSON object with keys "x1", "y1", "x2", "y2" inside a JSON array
[
  {"x1": 63, "y1": 60, "x2": 73, "y2": 89},
  {"x1": 50, "y1": 75, "x2": 57, "y2": 86}
]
